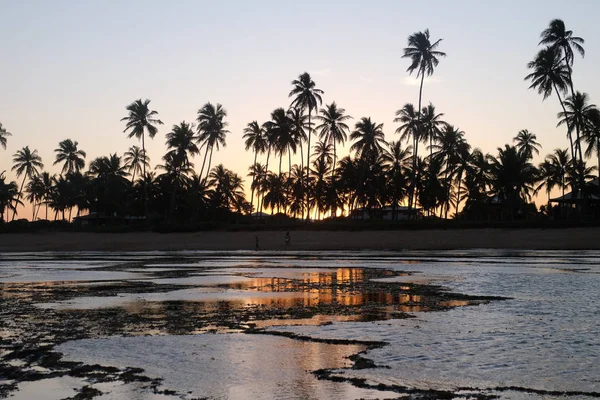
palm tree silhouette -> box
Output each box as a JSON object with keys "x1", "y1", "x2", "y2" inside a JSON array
[
  {"x1": 557, "y1": 92, "x2": 596, "y2": 165},
  {"x1": 420, "y1": 103, "x2": 445, "y2": 158},
  {"x1": 243, "y1": 121, "x2": 268, "y2": 213},
  {"x1": 264, "y1": 108, "x2": 294, "y2": 176},
  {"x1": 288, "y1": 107, "x2": 310, "y2": 172},
  {"x1": 11, "y1": 146, "x2": 43, "y2": 220},
  {"x1": 539, "y1": 19, "x2": 585, "y2": 160},
  {"x1": 513, "y1": 130, "x2": 541, "y2": 160},
  {"x1": 582, "y1": 109, "x2": 600, "y2": 173},
  {"x1": 123, "y1": 145, "x2": 150, "y2": 184},
  {"x1": 525, "y1": 46, "x2": 574, "y2": 159},
  {"x1": 0, "y1": 123, "x2": 12, "y2": 150},
  {"x1": 316, "y1": 102, "x2": 352, "y2": 182},
  {"x1": 0, "y1": 173, "x2": 21, "y2": 222},
  {"x1": 350, "y1": 118, "x2": 387, "y2": 161},
  {"x1": 122, "y1": 99, "x2": 163, "y2": 217},
  {"x1": 403, "y1": 29, "x2": 445, "y2": 212},
  {"x1": 289, "y1": 72, "x2": 323, "y2": 216},
  {"x1": 54, "y1": 139, "x2": 86, "y2": 174},
  {"x1": 382, "y1": 141, "x2": 412, "y2": 219},
  {"x1": 196, "y1": 103, "x2": 229, "y2": 180}
]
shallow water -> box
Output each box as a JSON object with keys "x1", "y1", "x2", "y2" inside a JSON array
[{"x1": 2, "y1": 250, "x2": 599, "y2": 399}]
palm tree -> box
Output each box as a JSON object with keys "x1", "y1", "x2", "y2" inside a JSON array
[
  {"x1": 0, "y1": 123, "x2": 11, "y2": 150},
  {"x1": 0, "y1": 173, "x2": 21, "y2": 222},
  {"x1": 382, "y1": 141, "x2": 412, "y2": 219},
  {"x1": 121, "y1": 99, "x2": 163, "y2": 217},
  {"x1": 37, "y1": 172, "x2": 55, "y2": 220},
  {"x1": 546, "y1": 148, "x2": 571, "y2": 200},
  {"x1": 289, "y1": 72, "x2": 323, "y2": 213},
  {"x1": 539, "y1": 19, "x2": 585, "y2": 159},
  {"x1": 525, "y1": 46, "x2": 573, "y2": 159},
  {"x1": 53, "y1": 139, "x2": 86, "y2": 174},
  {"x1": 316, "y1": 102, "x2": 352, "y2": 181},
  {"x1": 488, "y1": 145, "x2": 538, "y2": 219},
  {"x1": 312, "y1": 140, "x2": 333, "y2": 167},
  {"x1": 264, "y1": 108, "x2": 294, "y2": 176},
  {"x1": 535, "y1": 159, "x2": 560, "y2": 204},
  {"x1": 196, "y1": 102, "x2": 229, "y2": 180},
  {"x1": 123, "y1": 145, "x2": 150, "y2": 183},
  {"x1": 513, "y1": 129, "x2": 541, "y2": 160},
  {"x1": 208, "y1": 165, "x2": 246, "y2": 212},
  {"x1": 165, "y1": 122, "x2": 199, "y2": 169},
  {"x1": 394, "y1": 103, "x2": 423, "y2": 210},
  {"x1": 350, "y1": 118, "x2": 387, "y2": 161},
  {"x1": 420, "y1": 103, "x2": 445, "y2": 158},
  {"x1": 582, "y1": 108, "x2": 600, "y2": 173},
  {"x1": 121, "y1": 99, "x2": 163, "y2": 178},
  {"x1": 25, "y1": 175, "x2": 46, "y2": 220},
  {"x1": 243, "y1": 121, "x2": 268, "y2": 212},
  {"x1": 287, "y1": 107, "x2": 310, "y2": 171},
  {"x1": 11, "y1": 146, "x2": 43, "y2": 220},
  {"x1": 557, "y1": 92, "x2": 596, "y2": 163}
]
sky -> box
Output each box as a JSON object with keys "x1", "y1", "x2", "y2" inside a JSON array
[{"x1": 1, "y1": 0, "x2": 600, "y2": 219}]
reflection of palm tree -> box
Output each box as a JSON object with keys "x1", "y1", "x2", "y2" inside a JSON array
[
  {"x1": 513, "y1": 129, "x2": 541, "y2": 160},
  {"x1": 525, "y1": 46, "x2": 573, "y2": 159},
  {"x1": 54, "y1": 139, "x2": 86, "y2": 174},
  {"x1": 11, "y1": 146, "x2": 43, "y2": 220},
  {"x1": 196, "y1": 103, "x2": 229, "y2": 180},
  {"x1": 124, "y1": 145, "x2": 150, "y2": 184},
  {"x1": 0, "y1": 123, "x2": 12, "y2": 150}
]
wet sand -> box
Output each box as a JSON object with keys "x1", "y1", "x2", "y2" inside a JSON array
[{"x1": 1, "y1": 227, "x2": 600, "y2": 252}]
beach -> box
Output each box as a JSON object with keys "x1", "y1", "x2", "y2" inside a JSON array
[{"x1": 1, "y1": 227, "x2": 599, "y2": 252}]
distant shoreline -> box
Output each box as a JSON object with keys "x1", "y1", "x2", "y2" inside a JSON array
[{"x1": 1, "y1": 228, "x2": 599, "y2": 252}]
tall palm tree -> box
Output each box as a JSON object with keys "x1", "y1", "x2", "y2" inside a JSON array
[
  {"x1": 513, "y1": 129, "x2": 541, "y2": 160},
  {"x1": 196, "y1": 102, "x2": 229, "y2": 180},
  {"x1": 394, "y1": 103, "x2": 423, "y2": 210},
  {"x1": 316, "y1": 102, "x2": 352, "y2": 181},
  {"x1": 208, "y1": 165, "x2": 246, "y2": 213},
  {"x1": 165, "y1": 121, "x2": 199, "y2": 169},
  {"x1": 525, "y1": 46, "x2": 573, "y2": 159},
  {"x1": 535, "y1": 159, "x2": 560, "y2": 204},
  {"x1": 11, "y1": 146, "x2": 43, "y2": 220},
  {"x1": 312, "y1": 140, "x2": 333, "y2": 167},
  {"x1": 121, "y1": 99, "x2": 163, "y2": 217},
  {"x1": 121, "y1": 99, "x2": 163, "y2": 178},
  {"x1": 243, "y1": 121, "x2": 268, "y2": 212},
  {"x1": 53, "y1": 139, "x2": 86, "y2": 174},
  {"x1": 539, "y1": 19, "x2": 585, "y2": 159},
  {"x1": 0, "y1": 123, "x2": 11, "y2": 150},
  {"x1": 557, "y1": 92, "x2": 596, "y2": 163},
  {"x1": 287, "y1": 107, "x2": 310, "y2": 171},
  {"x1": 123, "y1": 145, "x2": 150, "y2": 183},
  {"x1": 289, "y1": 72, "x2": 323, "y2": 213},
  {"x1": 382, "y1": 141, "x2": 412, "y2": 219}
]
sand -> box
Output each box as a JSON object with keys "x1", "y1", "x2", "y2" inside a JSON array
[{"x1": 1, "y1": 228, "x2": 599, "y2": 252}]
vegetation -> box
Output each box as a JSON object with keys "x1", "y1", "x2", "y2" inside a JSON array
[{"x1": 1, "y1": 18, "x2": 599, "y2": 227}]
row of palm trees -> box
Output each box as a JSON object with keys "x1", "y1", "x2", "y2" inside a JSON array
[{"x1": 1, "y1": 19, "x2": 599, "y2": 223}]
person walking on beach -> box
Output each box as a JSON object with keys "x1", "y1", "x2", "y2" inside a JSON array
[
  {"x1": 255, "y1": 235, "x2": 260, "y2": 251},
  {"x1": 285, "y1": 231, "x2": 291, "y2": 247}
]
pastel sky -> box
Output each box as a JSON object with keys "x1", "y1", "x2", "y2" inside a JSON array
[{"x1": 1, "y1": 0, "x2": 600, "y2": 219}]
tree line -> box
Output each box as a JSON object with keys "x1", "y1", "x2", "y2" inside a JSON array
[{"x1": 1, "y1": 19, "x2": 599, "y2": 224}]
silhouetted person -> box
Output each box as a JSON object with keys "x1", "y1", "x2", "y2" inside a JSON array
[
  {"x1": 285, "y1": 231, "x2": 291, "y2": 247},
  {"x1": 255, "y1": 235, "x2": 260, "y2": 251}
]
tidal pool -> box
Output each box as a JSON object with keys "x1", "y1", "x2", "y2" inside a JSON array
[{"x1": 1, "y1": 250, "x2": 599, "y2": 399}]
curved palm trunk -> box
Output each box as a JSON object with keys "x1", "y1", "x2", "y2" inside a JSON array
[
  {"x1": 564, "y1": 50, "x2": 583, "y2": 162},
  {"x1": 199, "y1": 144, "x2": 210, "y2": 181},
  {"x1": 206, "y1": 146, "x2": 215, "y2": 179},
  {"x1": 455, "y1": 171, "x2": 463, "y2": 218},
  {"x1": 331, "y1": 140, "x2": 337, "y2": 217},
  {"x1": 409, "y1": 69, "x2": 426, "y2": 218},
  {"x1": 259, "y1": 150, "x2": 271, "y2": 216},
  {"x1": 553, "y1": 84, "x2": 576, "y2": 163}
]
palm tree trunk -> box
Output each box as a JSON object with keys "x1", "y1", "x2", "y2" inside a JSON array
[
  {"x1": 250, "y1": 151, "x2": 257, "y2": 213},
  {"x1": 306, "y1": 109, "x2": 312, "y2": 221},
  {"x1": 409, "y1": 68, "x2": 426, "y2": 217},
  {"x1": 206, "y1": 146, "x2": 215, "y2": 179},
  {"x1": 564, "y1": 49, "x2": 583, "y2": 162},
  {"x1": 455, "y1": 172, "x2": 463, "y2": 218},
  {"x1": 331, "y1": 139, "x2": 337, "y2": 217},
  {"x1": 259, "y1": 150, "x2": 271, "y2": 216},
  {"x1": 142, "y1": 133, "x2": 148, "y2": 220},
  {"x1": 199, "y1": 145, "x2": 210, "y2": 181},
  {"x1": 45, "y1": 202, "x2": 48, "y2": 220},
  {"x1": 554, "y1": 84, "x2": 576, "y2": 163},
  {"x1": 12, "y1": 175, "x2": 27, "y2": 221},
  {"x1": 279, "y1": 152, "x2": 283, "y2": 176},
  {"x1": 288, "y1": 146, "x2": 292, "y2": 174}
]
